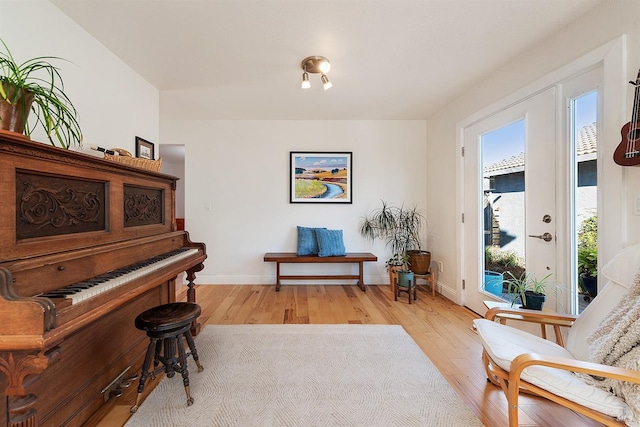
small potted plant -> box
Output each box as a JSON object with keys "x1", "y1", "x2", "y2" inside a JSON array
[
  {"x1": 577, "y1": 247, "x2": 597, "y2": 301},
  {"x1": 385, "y1": 253, "x2": 408, "y2": 290},
  {"x1": 504, "y1": 271, "x2": 553, "y2": 310},
  {"x1": 360, "y1": 200, "x2": 429, "y2": 285},
  {"x1": 0, "y1": 39, "x2": 82, "y2": 149},
  {"x1": 396, "y1": 268, "x2": 415, "y2": 289},
  {"x1": 577, "y1": 214, "x2": 597, "y2": 301}
]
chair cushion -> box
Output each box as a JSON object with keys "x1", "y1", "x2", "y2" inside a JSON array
[
  {"x1": 474, "y1": 319, "x2": 631, "y2": 420},
  {"x1": 602, "y1": 242, "x2": 640, "y2": 289},
  {"x1": 315, "y1": 228, "x2": 346, "y2": 257},
  {"x1": 567, "y1": 280, "x2": 629, "y2": 361}
]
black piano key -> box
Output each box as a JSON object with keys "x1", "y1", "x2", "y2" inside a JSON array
[{"x1": 41, "y1": 294, "x2": 67, "y2": 299}]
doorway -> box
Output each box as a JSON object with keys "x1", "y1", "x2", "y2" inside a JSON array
[
  {"x1": 460, "y1": 66, "x2": 602, "y2": 317},
  {"x1": 158, "y1": 144, "x2": 186, "y2": 226},
  {"x1": 462, "y1": 88, "x2": 558, "y2": 315}
]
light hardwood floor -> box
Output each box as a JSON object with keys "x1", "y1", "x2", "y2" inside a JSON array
[{"x1": 95, "y1": 284, "x2": 602, "y2": 427}]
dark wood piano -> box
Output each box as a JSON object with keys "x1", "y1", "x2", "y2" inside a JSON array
[{"x1": 0, "y1": 132, "x2": 207, "y2": 426}]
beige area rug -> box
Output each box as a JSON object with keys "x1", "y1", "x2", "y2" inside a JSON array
[{"x1": 125, "y1": 324, "x2": 482, "y2": 427}]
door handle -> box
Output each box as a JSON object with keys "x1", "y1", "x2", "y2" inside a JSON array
[{"x1": 528, "y1": 232, "x2": 553, "y2": 242}]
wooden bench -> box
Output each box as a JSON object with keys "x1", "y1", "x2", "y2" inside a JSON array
[{"x1": 263, "y1": 252, "x2": 378, "y2": 292}]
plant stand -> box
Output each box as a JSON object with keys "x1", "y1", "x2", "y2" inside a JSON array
[{"x1": 394, "y1": 277, "x2": 416, "y2": 304}]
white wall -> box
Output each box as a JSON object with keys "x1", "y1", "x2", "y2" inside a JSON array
[
  {"x1": 160, "y1": 120, "x2": 427, "y2": 284},
  {"x1": 0, "y1": 0, "x2": 159, "y2": 155},
  {"x1": 427, "y1": 0, "x2": 640, "y2": 302},
  {"x1": 13, "y1": 0, "x2": 632, "y2": 299}
]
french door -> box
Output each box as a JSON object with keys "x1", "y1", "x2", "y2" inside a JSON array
[{"x1": 462, "y1": 87, "x2": 559, "y2": 316}]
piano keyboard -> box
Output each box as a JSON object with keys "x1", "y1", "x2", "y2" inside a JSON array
[{"x1": 40, "y1": 248, "x2": 199, "y2": 304}]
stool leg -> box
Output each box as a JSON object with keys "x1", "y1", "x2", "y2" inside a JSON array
[
  {"x1": 394, "y1": 277, "x2": 398, "y2": 301},
  {"x1": 413, "y1": 280, "x2": 417, "y2": 301},
  {"x1": 152, "y1": 337, "x2": 163, "y2": 375},
  {"x1": 163, "y1": 337, "x2": 179, "y2": 378},
  {"x1": 408, "y1": 279, "x2": 412, "y2": 304},
  {"x1": 176, "y1": 335, "x2": 194, "y2": 406},
  {"x1": 131, "y1": 337, "x2": 158, "y2": 413},
  {"x1": 184, "y1": 330, "x2": 204, "y2": 373}
]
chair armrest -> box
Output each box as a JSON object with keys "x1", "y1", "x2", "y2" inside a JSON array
[
  {"x1": 510, "y1": 352, "x2": 640, "y2": 385},
  {"x1": 486, "y1": 306, "x2": 577, "y2": 327}
]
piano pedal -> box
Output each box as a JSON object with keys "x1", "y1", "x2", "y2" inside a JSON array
[{"x1": 101, "y1": 366, "x2": 134, "y2": 403}]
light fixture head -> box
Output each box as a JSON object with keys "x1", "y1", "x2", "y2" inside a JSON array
[
  {"x1": 301, "y1": 72, "x2": 310, "y2": 89},
  {"x1": 321, "y1": 74, "x2": 332, "y2": 90},
  {"x1": 301, "y1": 56, "x2": 331, "y2": 74}
]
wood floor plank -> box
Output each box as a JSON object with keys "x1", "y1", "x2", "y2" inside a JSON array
[{"x1": 95, "y1": 284, "x2": 602, "y2": 427}]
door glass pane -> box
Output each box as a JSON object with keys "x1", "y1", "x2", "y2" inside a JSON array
[
  {"x1": 482, "y1": 119, "x2": 526, "y2": 302},
  {"x1": 573, "y1": 91, "x2": 598, "y2": 314}
]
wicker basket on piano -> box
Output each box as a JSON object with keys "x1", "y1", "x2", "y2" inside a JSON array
[{"x1": 104, "y1": 152, "x2": 162, "y2": 172}]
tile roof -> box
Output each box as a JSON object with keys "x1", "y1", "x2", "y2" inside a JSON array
[{"x1": 484, "y1": 123, "x2": 596, "y2": 174}]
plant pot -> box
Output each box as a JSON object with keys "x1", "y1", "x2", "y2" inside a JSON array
[
  {"x1": 579, "y1": 274, "x2": 597, "y2": 301},
  {"x1": 407, "y1": 250, "x2": 431, "y2": 275},
  {"x1": 522, "y1": 291, "x2": 545, "y2": 310},
  {"x1": 0, "y1": 83, "x2": 34, "y2": 135},
  {"x1": 483, "y1": 270, "x2": 503, "y2": 297},
  {"x1": 388, "y1": 265, "x2": 402, "y2": 290},
  {"x1": 397, "y1": 270, "x2": 415, "y2": 288}
]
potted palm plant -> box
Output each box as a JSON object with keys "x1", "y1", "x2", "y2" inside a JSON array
[
  {"x1": 359, "y1": 200, "x2": 429, "y2": 285},
  {"x1": 0, "y1": 39, "x2": 82, "y2": 149}
]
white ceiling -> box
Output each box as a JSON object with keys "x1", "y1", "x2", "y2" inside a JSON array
[{"x1": 52, "y1": 0, "x2": 603, "y2": 121}]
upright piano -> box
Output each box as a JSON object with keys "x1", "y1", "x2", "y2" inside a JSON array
[{"x1": 0, "y1": 132, "x2": 207, "y2": 426}]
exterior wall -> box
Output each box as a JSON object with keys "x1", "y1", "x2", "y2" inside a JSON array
[
  {"x1": 427, "y1": 0, "x2": 640, "y2": 303},
  {"x1": 487, "y1": 160, "x2": 597, "y2": 258}
]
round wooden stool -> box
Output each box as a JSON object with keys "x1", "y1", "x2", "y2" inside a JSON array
[{"x1": 130, "y1": 302, "x2": 204, "y2": 413}]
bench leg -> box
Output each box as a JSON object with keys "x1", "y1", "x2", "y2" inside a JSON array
[
  {"x1": 357, "y1": 261, "x2": 366, "y2": 292},
  {"x1": 275, "y1": 262, "x2": 281, "y2": 292}
]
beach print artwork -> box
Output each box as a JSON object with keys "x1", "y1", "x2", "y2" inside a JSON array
[{"x1": 290, "y1": 152, "x2": 352, "y2": 203}]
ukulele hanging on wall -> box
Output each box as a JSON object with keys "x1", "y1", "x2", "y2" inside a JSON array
[{"x1": 613, "y1": 68, "x2": 640, "y2": 166}]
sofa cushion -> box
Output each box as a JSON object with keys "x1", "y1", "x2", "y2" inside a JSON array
[{"x1": 474, "y1": 319, "x2": 631, "y2": 420}]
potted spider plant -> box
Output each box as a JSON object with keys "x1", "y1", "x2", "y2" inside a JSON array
[
  {"x1": 505, "y1": 271, "x2": 553, "y2": 310},
  {"x1": 359, "y1": 200, "x2": 429, "y2": 286},
  {"x1": 0, "y1": 39, "x2": 82, "y2": 149}
]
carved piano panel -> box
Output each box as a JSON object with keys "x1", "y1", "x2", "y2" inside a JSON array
[
  {"x1": 0, "y1": 132, "x2": 207, "y2": 427},
  {"x1": 0, "y1": 133, "x2": 176, "y2": 263}
]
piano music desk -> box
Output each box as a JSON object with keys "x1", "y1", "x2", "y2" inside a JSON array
[{"x1": 263, "y1": 252, "x2": 377, "y2": 291}]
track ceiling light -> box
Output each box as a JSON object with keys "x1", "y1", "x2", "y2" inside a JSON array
[{"x1": 301, "y1": 56, "x2": 332, "y2": 90}]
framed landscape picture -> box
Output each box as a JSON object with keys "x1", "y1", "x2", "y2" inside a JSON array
[
  {"x1": 135, "y1": 136, "x2": 155, "y2": 159},
  {"x1": 290, "y1": 151, "x2": 352, "y2": 203}
]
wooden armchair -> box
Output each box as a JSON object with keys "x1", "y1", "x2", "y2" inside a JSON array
[{"x1": 474, "y1": 244, "x2": 640, "y2": 426}]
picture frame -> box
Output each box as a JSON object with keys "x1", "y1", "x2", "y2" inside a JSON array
[
  {"x1": 290, "y1": 151, "x2": 352, "y2": 203},
  {"x1": 135, "y1": 136, "x2": 155, "y2": 160}
]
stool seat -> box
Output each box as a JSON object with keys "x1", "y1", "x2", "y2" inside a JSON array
[
  {"x1": 135, "y1": 302, "x2": 202, "y2": 332},
  {"x1": 130, "y1": 302, "x2": 204, "y2": 414}
]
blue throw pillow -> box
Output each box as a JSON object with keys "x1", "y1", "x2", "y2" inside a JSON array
[
  {"x1": 297, "y1": 226, "x2": 325, "y2": 255},
  {"x1": 315, "y1": 228, "x2": 346, "y2": 257}
]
